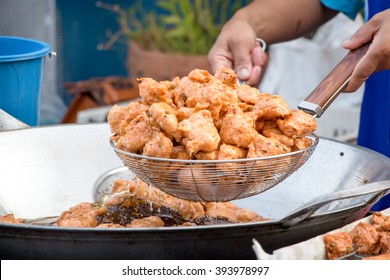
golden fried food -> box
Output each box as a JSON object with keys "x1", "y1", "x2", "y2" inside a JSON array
[
  {"x1": 220, "y1": 106, "x2": 256, "y2": 148},
  {"x1": 0, "y1": 213, "x2": 23, "y2": 224},
  {"x1": 379, "y1": 231, "x2": 390, "y2": 253},
  {"x1": 277, "y1": 110, "x2": 317, "y2": 138},
  {"x1": 108, "y1": 68, "x2": 316, "y2": 159},
  {"x1": 115, "y1": 112, "x2": 157, "y2": 153},
  {"x1": 178, "y1": 110, "x2": 221, "y2": 156},
  {"x1": 143, "y1": 131, "x2": 173, "y2": 158},
  {"x1": 324, "y1": 232, "x2": 354, "y2": 260},
  {"x1": 236, "y1": 84, "x2": 262, "y2": 105},
  {"x1": 262, "y1": 121, "x2": 294, "y2": 147},
  {"x1": 349, "y1": 222, "x2": 382, "y2": 255},
  {"x1": 362, "y1": 253, "x2": 390, "y2": 260},
  {"x1": 148, "y1": 102, "x2": 180, "y2": 140},
  {"x1": 247, "y1": 134, "x2": 290, "y2": 158},
  {"x1": 130, "y1": 216, "x2": 165, "y2": 228},
  {"x1": 194, "y1": 150, "x2": 219, "y2": 160},
  {"x1": 218, "y1": 143, "x2": 247, "y2": 160},
  {"x1": 324, "y1": 212, "x2": 390, "y2": 259},
  {"x1": 138, "y1": 77, "x2": 176, "y2": 106},
  {"x1": 56, "y1": 202, "x2": 108, "y2": 228},
  {"x1": 203, "y1": 202, "x2": 264, "y2": 223},
  {"x1": 172, "y1": 76, "x2": 204, "y2": 108},
  {"x1": 372, "y1": 212, "x2": 390, "y2": 231},
  {"x1": 251, "y1": 93, "x2": 291, "y2": 120},
  {"x1": 214, "y1": 67, "x2": 238, "y2": 88}
]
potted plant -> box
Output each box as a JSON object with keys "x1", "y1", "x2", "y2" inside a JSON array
[{"x1": 96, "y1": 0, "x2": 247, "y2": 81}]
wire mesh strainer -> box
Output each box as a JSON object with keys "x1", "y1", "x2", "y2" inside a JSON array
[{"x1": 110, "y1": 134, "x2": 318, "y2": 202}]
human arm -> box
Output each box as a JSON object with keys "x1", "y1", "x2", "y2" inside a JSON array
[
  {"x1": 342, "y1": 9, "x2": 390, "y2": 92},
  {"x1": 207, "y1": 0, "x2": 337, "y2": 86}
]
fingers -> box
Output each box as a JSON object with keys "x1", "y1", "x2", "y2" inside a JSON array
[
  {"x1": 207, "y1": 41, "x2": 234, "y2": 74},
  {"x1": 229, "y1": 37, "x2": 257, "y2": 81},
  {"x1": 343, "y1": 25, "x2": 375, "y2": 50},
  {"x1": 344, "y1": 44, "x2": 380, "y2": 92},
  {"x1": 342, "y1": 10, "x2": 390, "y2": 91},
  {"x1": 246, "y1": 46, "x2": 268, "y2": 86}
]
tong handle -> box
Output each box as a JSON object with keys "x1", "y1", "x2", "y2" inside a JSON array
[
  {"x1": 298, "y1": 43, "x2": 370, "y2": 117},
  {"x1": 280, "y1": 180, "x2": 390, "y2": 228}
]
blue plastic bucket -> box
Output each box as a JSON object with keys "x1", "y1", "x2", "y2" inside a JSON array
[{"x1": 0, "y1": 36, "x2": 51, "y2": 126}]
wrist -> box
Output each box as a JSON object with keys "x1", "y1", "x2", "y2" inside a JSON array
[{"x1": 233, "y1": 4, "x2": 269, "y2": 43}]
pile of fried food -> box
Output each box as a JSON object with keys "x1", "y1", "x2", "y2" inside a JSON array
[
  {"x1": 0, "y1": 176, "x2": 267, "y2": 228},
  {"x1": 324, "y1": 212, "x2": 390, "y2": 260},
  {"x1": 108, "y1": 68, "x2": 316, "y2": 160}
]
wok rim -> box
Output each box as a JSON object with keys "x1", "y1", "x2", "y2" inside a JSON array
[{"x1": 0, "y1": 203, "x2": 370, "y2": 233}]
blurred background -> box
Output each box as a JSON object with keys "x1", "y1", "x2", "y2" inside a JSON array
[{"x1": 0, "y1": 0, "x2": 364, "y2": 141}]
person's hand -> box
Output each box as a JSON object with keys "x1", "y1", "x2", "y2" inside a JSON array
[
  {"x1": 343, "y1": 9, "x2": 390, "y2": 92},
  {"x1": 208, "y1": 18, "x2": 268, "y2": 87}
]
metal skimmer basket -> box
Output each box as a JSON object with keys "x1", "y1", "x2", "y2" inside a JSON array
[{"x1": 110, "y1": 134, "x2": 319, "y2": 202}]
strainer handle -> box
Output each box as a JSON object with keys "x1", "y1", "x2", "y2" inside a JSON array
[
  {"x1": 279, "y1": 180, "x2": 390, "y2": 228},
  {"x1": 298, "y1": 43, "x2": 370, "y2": 117}
]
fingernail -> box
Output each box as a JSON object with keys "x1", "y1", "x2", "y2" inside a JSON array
[
  {"x1": 238, "y1": 68, "x2": 249, "y2": 79},
  {"x1": 342, "y1": 39, "x2": 350, "y2": 46}
]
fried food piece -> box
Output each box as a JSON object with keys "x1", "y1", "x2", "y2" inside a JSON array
[
  {"x1": 188, "y1": 68, "x2": 213, "y2": 84},
  {"x1": 176, "y1": 106, "x2": 198, "y2": 122},
  {"x1": 349, "y1": 222, "x2": 381, "y2": 255},
  {"x1": 143, "y1": 131, "x2": 173, "y2": 158},
  {"x1": 0, "y1": 214, "x2": 23, "y2": 224},
  {"x1": 236, "y1": 84, "x2": 261, "y2": 104},
  {"x1": 178, "y1": 110, "x2": 220, "y2": 155},
  {"x1": 238, "y1": 102, "x2": 255, "y2": 113},
  {"x1": 191, "y1": 79, "x2": 224, "y2": 126},
  {"x1": 247, "y1": 134, "x2": 290, "y2": 158},
  {"x1": 116, "y1": 112, "x2": 157, "y2": 153},
  {"x1": 220, "y1": 107, "x2": 257, "y2": 148},
  {"x1": 251, "y1": 93, "x2": 291, "y2": 120},
  {"x1": 324, "y1": 232, "x2": 354, "y2": 260},
  {"x1": 112, "y1": 179, "x2": 206, "y2": 221},
  {"x1": 379, "y1": 231, "x2": 390, "y2": 254},
  {"x1": 57, "y1": 202, "x2": 108, "y2": 228},
  {"x1": 372, "y1": 212, "x2": 390, "y2": 231},
  {"x1": 203, "y1": 202, "x2": 265, "y2": 223},
  {"x1": 170, "y1": 145, "x2": 191, "y2": 160},
  {"x1": 107, "y1": 105, "x2": 127, "y2": 136},
  {"x1": 214, "y1": 67, "x2": 238, "y2": 88},
  {"x1": 96, "y1": 223, "x2": 125, "y2": 228},
  {"x1": 194, "y1": 150, "x2": 219, "y2": 160},
  {"x1": 216, "y1": 144, "x2": 247, "y2": 175},
  {"x1": 138, "y1": 77, "x2": 176, "y2": 106},
  {"x1": 108, "y1": 101, "x2": 150, "y2": 136},
  {"x1": 172, "y1": 76, "x2": 204, "y2": 108},
  {"x1": 130, "y1": 216, "x2": 165, "y2": 228},
  {"x1": 277, "y1": 110, "x2": 317, "y2": 137},
  {"x1": 362, "y1": 253, "x2": 390, "y2": 260},
  {"x1": 292, "y1": 137, "x2": 313, "y2": 151},
  {"x1": 148, "y1": 102, "x2": 181, "y2": 140},
  {"x1": 262, "y1": 121, "x2": 294, "y2": 147},
  {"x1": 218, "y1": 143, "x2": 247, "y2": 160},
  {"x1": 255, "y1": 118, "x2": 265, "y2": 131}
]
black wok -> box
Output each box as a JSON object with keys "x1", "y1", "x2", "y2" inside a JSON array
[{"x1": 0, "y1": 122, "x2": 390, "y2": 259}]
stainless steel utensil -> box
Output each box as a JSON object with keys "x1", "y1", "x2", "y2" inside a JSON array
[
  {"x1": 111, "y1": 134, "x2": 318, "y2": 202},
  {"x1": 2, "y1": 123, "x2": 390, "y2": 259},
  {"x1": 111, "y1": 43, "x2": 371, "y2": 202},
  {"x1": 298, "y1": 43, "x2": 370, "y2": 117}
]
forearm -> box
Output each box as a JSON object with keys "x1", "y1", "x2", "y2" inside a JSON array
[{"x1": 233, "y1": 0, "x2": 338, "y2": 44}]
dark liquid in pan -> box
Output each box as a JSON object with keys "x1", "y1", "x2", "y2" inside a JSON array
[{"x1": 97, "y1": 197, "x2": 230, "y2": 227}]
